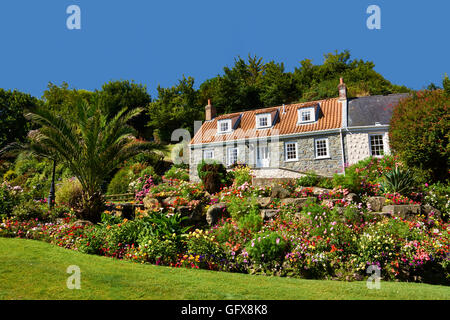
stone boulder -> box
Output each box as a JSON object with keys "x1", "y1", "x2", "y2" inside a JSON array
[
  {"x1": 162, "y1": 197, "x2": 178, "y2": 207},
  {"x1": 421, "y1": 204, "x2": 442, "y2": 220},
  {"x1": 382, "y1": 205, "x2": 421, "y2": 219},
  {"x1": 206, "y1": 203, "x2": 228, "y2": 226},
  {"x1": 271, "y1": 186, "x2": 291, "y2": 199},
  {"x1": 366, "y1": 196, "x2": 386, "y2": 212},
  {"x1": 253, "y1": 197, "x2": 273, "y2": 208},
  {"x1": 345, "y1": 193, "x2": 360, "y2": 203},
  {"x1": 73, "y1": 220, "x2": 93, "y2": 227},
  {"x1": 176, "y1": 206, "x2": 203, "y2": 223},
  {"x1": 312, "y1": 187, "x2": 333, "y2": 195},
  {"x1": 281, "y1": 197, "x2": 314, "y2": 209},
  {"x1": 143, "y1": 196, "x2": 161, "y2": 210},
  {"x1": 260, "y1": 209, "x2": 279, "y2": 220}
]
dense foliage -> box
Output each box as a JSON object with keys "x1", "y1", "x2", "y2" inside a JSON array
[
  {"x1": 390, "y1": 89, "x2": 449, "y2": 182},
  {"x1": 0, "y1": 89, "x2": 41, "y2": 149}
]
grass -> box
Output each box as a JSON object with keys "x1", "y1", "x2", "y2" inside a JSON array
[{"x1": 0, "y1": 238, "x2": 449, "y2": 300}]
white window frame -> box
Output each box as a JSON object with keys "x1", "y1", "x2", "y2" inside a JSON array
[
  {"x1": 284, "y1": 141, "x2": 298, "y2": 162},
  {"x1": 227, "y1": 147, "x2": 239, "y2": 166},
  {"x1": 297, "y1": 107, "x2": 316, "y2": 124},
  {"x1": 217, "y1": 119, "x2": 232, "y2": 134},
  {"x1": 256, "y1": 113, "x2": 271, "y2": 129},
  {"x1": 315, "y1": 138, "x2": 330, "y2": 159},
  {"x1": 369, "y1": 133, "x2": 385, "y2": 157},
  {"x1": 203, "y1": 149, "x2": 214, "y2": 160}
]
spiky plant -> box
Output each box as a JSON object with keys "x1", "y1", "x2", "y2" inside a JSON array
[
  {"x1": 380, "y1": 166, "x2": 415, "y2": 196},
  {"x1": 2, "y1": 98, "x2": 159, "y2": 222}
]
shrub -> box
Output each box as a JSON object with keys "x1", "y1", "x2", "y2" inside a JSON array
[
  {"x1": 107, "y1": 167, "x2": 134, "y2": 195},
  {"x1": 246, "y1": 232, "x2": 289, "y2": 265},
  {"x1": 423, "y1": 182, "x2": 450, "y2": 220},
  {"x1": 0, "y1": 182, "x2": 22, "y2": 218},
  {"x1": 11, "y1": 200, "x2": 52, "y2": 221},
  {"x1": 226, "y1": 196, "x2": 259, "y2": 221},
  {"x1": 231, "y1": 165, "x2": 253, "y2": 186},
  {"x1": 164, "y1": 166, "x2": 189, "y2": 181},
  {"x1": 380, "y1": 167, "x2": 415, "y2": 196},
  {"x1": 389, "y1": 89, "x2": 450, "y2": 182},
  {"x1": 197, "y1": 161, "x2": 231, "y2": 194},
  {"x1": 55, "y1": 178, "x2": 83, "y2": 208},
  {"x1": 139, "y1": 166, "x2": 161, "y2": 184},
  {"x1": 127, "y1": 235, "x2": 181, "y2": 265},
  {"x1": 317, "y1": 177, "x2": 334, "y2": 189},
  {"x1": 238, "y1": 211, "x2": 264, "y2": 233},
  {"x1": 3, "y1": 170, "x2": 17, "y2": 182},
  {"x1": 296, "y1": 172, "x2": 321, "y2": 187},
  {"x1": 182, "y1": 229, "x2": 227, "y2": 270}
]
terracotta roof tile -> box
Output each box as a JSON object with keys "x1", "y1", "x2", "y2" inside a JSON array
[{"x1": 191, "y1": 98, "x2": 342, "y2": 145}]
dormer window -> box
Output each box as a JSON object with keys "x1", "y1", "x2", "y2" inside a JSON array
[
  {"x1": 297, "y1": 106, "x2": 318, "y2": 124},
  {"x1": 256, "y1": 113, "x2": 271, "y2": 129},
  {"x1": 217, "y1": 119, "x2": 232, "y2": 134}
]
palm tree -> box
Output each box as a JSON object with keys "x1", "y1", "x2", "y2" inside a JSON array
[{"x1": 2, "y1": 98, "x2": 159, "y2": 222}]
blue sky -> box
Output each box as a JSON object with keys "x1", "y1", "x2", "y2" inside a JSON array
[{"x1": 0, "y1": 0, "x2": 449, "y2": 99}]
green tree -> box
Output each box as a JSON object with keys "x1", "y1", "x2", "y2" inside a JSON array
[
  {"x1": 42, "y1": 82, "x2": 94, "y2": 118},
  {"x1": 293, "y1": 50, "x2": 410, "y2": 101},
  {"x1": 147, "y1": 76, "x2": 202, "y2": 142},
  {"x1": 443, "y1": 74, "x2": 450, "y2": 96},
  {"x1": 2, "y1": 98, "x2": 158, "y2": 222},
  {"x1": 0, "y1": 89, "x2": 41, "y2": 149},
  {"x1": 389, "y1": 89, "x2": 450, "y2": 182},
  {"x1": 96, "y1": 80, "x2": 152, "y2": 139}
]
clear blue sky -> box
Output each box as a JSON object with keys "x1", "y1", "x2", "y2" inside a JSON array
[{"x1": 0, "y1": 0, "x2": 449, "y2": 99}]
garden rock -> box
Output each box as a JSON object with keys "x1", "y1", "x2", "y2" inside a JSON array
[
  {"x1": 367, "y1": 196, "x2": 386, "y2": 212},
  {"x1": 345, "y1": 193, "x2": 360, "y2": 203},
  {"x1": 143, "y1": 196, "x2": 161, "y2": 210},
  {"x1": 73, "y1": 220, "x2": 93, "y2": 227},
  {"x1": 312, "y1": 187, "x2": 332, "y2": 195},
  {"x1": 260, "y1": 209, "x2": 279, "y2": 220},
  {"x1": 421, "y1": 204, "x2": 442, "y2": 219},
  {"x1": 254, "y1": 197, "x2": 273, "y2": 208},
  {"x1": 382, "y1": 205, "x2": 421, "y2": 219},
  {"x1": 162, "y1": 197, "x2": 178, "y2": 207},
  {"x1": 176, "y1": 206, "x2": 203, "y2": 223},
  {"x1": 270, "y1": 186, "x2": 290, "y2": 199},
  {"x1": 281, "y1": 198, "x2": 313, "y2": 209},
  {"x1": 206, "y1": 203, "x2": 228, "y2": 226}
]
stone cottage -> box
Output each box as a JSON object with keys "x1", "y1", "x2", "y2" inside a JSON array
[{"x1": 189, "y1": 78, "x2": 408, "y2": 180}]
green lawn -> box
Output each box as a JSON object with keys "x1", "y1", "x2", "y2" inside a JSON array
[{"x1": 0, "y1": 238, "x2": 449, "y2": 300}]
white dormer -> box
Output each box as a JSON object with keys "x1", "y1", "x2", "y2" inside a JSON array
[
  {"x1": 255, "y1": 113, "x2": 272, "y2": 129},
  {"x1": 297, "y1": 106, "x2": 317, "y2": 124},
  {"x1": 217, "y1": 119, "x2": 232, "y2": 134}
]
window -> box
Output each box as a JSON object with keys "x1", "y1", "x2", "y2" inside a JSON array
[
  {"x1": 315, "y1": 138, "x2": 329, "y2": 159},
  {"x1": 301, "y1": 110, "x2": 311, "y2": 122},
  {"x1": 369, "y1": 134, "x2": 384, "y2": 156},
  {"x1": 297, "y1": 107, "x2": 316, "y2": 124},
  {"x1": 203, "y1": 149, "x2": 214, "y2": 160},
  {"x1": 218, "y1": 119, "x2": 232, "y2": 133},
  {"x1": 256, "y1": 113, "x2": 271, "y2": 129},
  {"x1": 227, "y1": 147, "x2": 238, "y2": 166},
  {"x1": 284, "y1": 142, "x2": 298, "y2": 161}
]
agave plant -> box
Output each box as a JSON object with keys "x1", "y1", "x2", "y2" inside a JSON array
[
  {"x1": 1, "y1": 98, "x2": 159, "y2": 222},
  {"x1": 380, "y1": 166, "x2": 415, "y2": 196}
]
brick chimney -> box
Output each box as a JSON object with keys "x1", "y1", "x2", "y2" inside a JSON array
[
  {"x1": 338, "y1": 77, "x2": 347, "y2": 100},
  {"x1": 205, "y1": 99, "x2": 216, "y2": 121}
]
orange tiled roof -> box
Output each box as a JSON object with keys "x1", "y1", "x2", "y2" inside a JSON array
[{"x1": 190, "y1": 98, "x2": 342, "y2": 145}]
